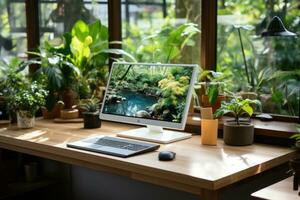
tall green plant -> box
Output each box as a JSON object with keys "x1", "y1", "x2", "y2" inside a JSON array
[{"x1": 27, "y1": 19, "x2": 134, "y2": 110}]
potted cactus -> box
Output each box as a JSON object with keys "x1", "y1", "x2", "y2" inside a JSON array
[
  {"x1": 214, "y1": 96, "x2": 261, "y2": 146},
  {"x1": 79, "y1": 98, "x2": 101, "y2": 129}
]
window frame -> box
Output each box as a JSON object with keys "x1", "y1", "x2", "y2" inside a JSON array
[{"x1": 24, "y1": 0, "x2": 299, "y2": 124}]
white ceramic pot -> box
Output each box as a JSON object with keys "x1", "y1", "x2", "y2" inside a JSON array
[{"x1": 17, "y1": 111, "x2": 35, "y2": 128}]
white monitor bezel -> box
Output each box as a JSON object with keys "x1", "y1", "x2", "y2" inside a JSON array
[{"x1": 100, "y1": 62, "x2": 198, "y2": 130}]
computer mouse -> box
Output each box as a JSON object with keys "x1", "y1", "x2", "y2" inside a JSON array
[{"x1": 158, "y1": 151, "x2": 176, "y2": 161}]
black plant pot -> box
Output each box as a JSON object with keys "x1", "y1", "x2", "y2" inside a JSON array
[
  {"x1": 223, "y1": 122, "x2": 254, "y2": 146},
  {"x1": 83, "y1": 112, "x2": 101, "y2": 129}
]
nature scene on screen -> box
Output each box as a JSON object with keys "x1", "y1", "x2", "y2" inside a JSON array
[{"x1": 102, "y1": 64, "x2": 193, "y2": 123}]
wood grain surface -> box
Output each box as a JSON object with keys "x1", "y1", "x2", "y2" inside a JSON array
[{"x1": 0, "y1": 119, "x2": 296, "y2": 197}]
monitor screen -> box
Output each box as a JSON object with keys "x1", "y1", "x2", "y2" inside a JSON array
[{"x1": 100, "y1": 62, "x2": 198, "y2": 130}]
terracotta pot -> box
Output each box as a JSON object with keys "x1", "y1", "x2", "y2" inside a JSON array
[
  {"x1": 41, "y1": 102, "x2": 64, "y2": 119},
  {"x1": 223, "y1": 121, "x2": 254, "y2": 146},
  {"x1": 60, "y1": 109, "x2": 79, "y2": 119},
  {"x1": 202, "y1": 95, "x2": 226, "y2": 113},
  {"x1": 62, "y1": 89, "x2": 76, "y2": 109}
]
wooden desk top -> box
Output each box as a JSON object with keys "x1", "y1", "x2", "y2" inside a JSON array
[
  {"x1": 0, "y1": 120, "x2": 296, "y2": 195},
  {"x1": 252, "y1": 176, "x2": 299, "y2": 200}
]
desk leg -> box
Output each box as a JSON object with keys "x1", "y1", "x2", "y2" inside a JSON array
[{"x1": 201, "y1": 189, "x2": 218, "y2": 200}]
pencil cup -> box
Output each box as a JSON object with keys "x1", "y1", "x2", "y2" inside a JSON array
[{"x1": 201, "y1": 119, "x2": 218, "y2": 145}]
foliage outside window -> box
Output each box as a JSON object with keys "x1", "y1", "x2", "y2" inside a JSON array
[
  {"x1": 39, "y1": 0, "x2": 108, "y2": 43},
  {"x1": 121, "y1": 0, "x2": 202, "y2": 66},
  {"x1": 0, "y1": 0, "x2": 27, "y2": 60},
  {"x1": 217, "y1": 0, "x2": 299, "y2": 118}
]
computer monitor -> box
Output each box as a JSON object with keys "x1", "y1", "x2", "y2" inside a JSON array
[{"x1": 100, "y1": 62, "x2": 198, "y2": 144}]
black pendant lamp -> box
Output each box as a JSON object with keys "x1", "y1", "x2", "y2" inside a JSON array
[
  {"x1": 261, "y1": 16, "x2": 299, "y2": 123},
  {"x1": 261, "y1": 16, "x2": 296, "y2": 37}
]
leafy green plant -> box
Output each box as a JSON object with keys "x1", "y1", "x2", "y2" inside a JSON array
[
  {"x1": 23, "y1": 19, "x2": 133, "y2": 111},
  {"x1": 79, "y1": 97, "x2": 100, "y2": 113},
  {"x1": 290, "y1": 124, "x2": 300, "y2": 141},
  {"x1": 66, "y1": 20, "x2": 135, "y2": 93},
  {"x1": 39, "y1": 20, "x2": 133, "y2": 97},
  {"x1": 0, "y1": 57, "x2": 28, "y2": 96},
  {"x1": 29, "y1": 50, "x2": 80, "y2": 91},
  {"x1": 214, "y1": 97, "x2": 261, "y2": 125},
  {"x1": 25, "y1": 49, "x2": 80, "y2": 111},
  {"x1": 7, "y1": 82, "x2": 48, "y2": 117},
  {"x1": 195, "y1": 69, "x2": 231, "y2": 105}
]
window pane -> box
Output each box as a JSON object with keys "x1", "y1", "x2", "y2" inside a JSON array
[
  {"x1": 0, "y1": 0, "x2": 27, "y2": 59},
  {"x1": 39, "y1": 0, "x2": 108, "y2": 43},
  {"x1": 217, "y1": 0, "x2": 299, "y2": 117},
  {"x1": 122, "y1": 0, "x2": 201, "y2": 65}
]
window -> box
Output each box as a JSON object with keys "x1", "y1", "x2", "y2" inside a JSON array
[
  {"x1": 217, "y1": 0, "x2": 299, "y2": 118},
  {"x1": 14, "y1": 0, "x2": 299, "y2": 123},
  {"x1": 38, "y1": 0, "x2": 108, "y2": 43},
  {"x1": 0, "y1": 0, "x2": 27, "y2": 59},
  {"x1": 121, "y1": 0, "x2": 201, "y2": 66}
]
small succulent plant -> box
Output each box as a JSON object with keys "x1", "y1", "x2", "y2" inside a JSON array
[{"x1": 79, "y1": 98, "x2": 100, "y2": 113}]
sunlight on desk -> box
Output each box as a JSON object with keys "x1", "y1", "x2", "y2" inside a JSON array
[{"x1": 17, "y1": 130, "x2": 47, "y2": 140}]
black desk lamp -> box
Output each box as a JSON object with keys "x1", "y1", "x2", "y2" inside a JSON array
[{"x1": 261, "y1": 16, "x2": 298, "y2": 123}]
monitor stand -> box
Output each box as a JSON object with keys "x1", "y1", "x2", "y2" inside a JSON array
[{"x1": 117, "y1": 125, "x2": 192, "y2": 144}]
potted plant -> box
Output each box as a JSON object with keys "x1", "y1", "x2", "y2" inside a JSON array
[
  {"x1": 0, "y1": 57, "x2": 30, "y2": 122},
  {"x1": 79, "y1": 97, "x2": 101, "y2": 129},
  {"x1": 214, "y1": 96, "x2": 261, "y2": 146},
  {"x1": 200, "y1": 81, "x2": 226, "y2": 112},
  {"x1": 26, "y1": 20, "x2": 131, "y2": 119},
  {"x1": 195, "y1": 70, "x2": 230, "y2": 113},
  {"x1": 7, "y1": 82, "x2": 48, "y2": 128}
]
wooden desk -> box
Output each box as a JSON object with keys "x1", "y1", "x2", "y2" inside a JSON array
[
  {"x1": 251, "y1": 176, "x2": 299, "y2": 200},
  {"x1": 0, "y1": 120, "x2": 296, "y2": 200}
]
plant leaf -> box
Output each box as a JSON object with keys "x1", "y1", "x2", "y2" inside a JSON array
[
  {"x1": 71, "y1": 20, "x2": 89, "y2": 42},
  {"x1": 241, "y1": 103, "x2": 253, "y2": 116},
  {"x1": 207, "y1": 85, "x2": 219, "y2": 105}
]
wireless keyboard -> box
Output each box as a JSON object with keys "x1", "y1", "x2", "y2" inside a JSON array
[{"x1": 67, "y1": 136, "x2": 160, "y2": 158}]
